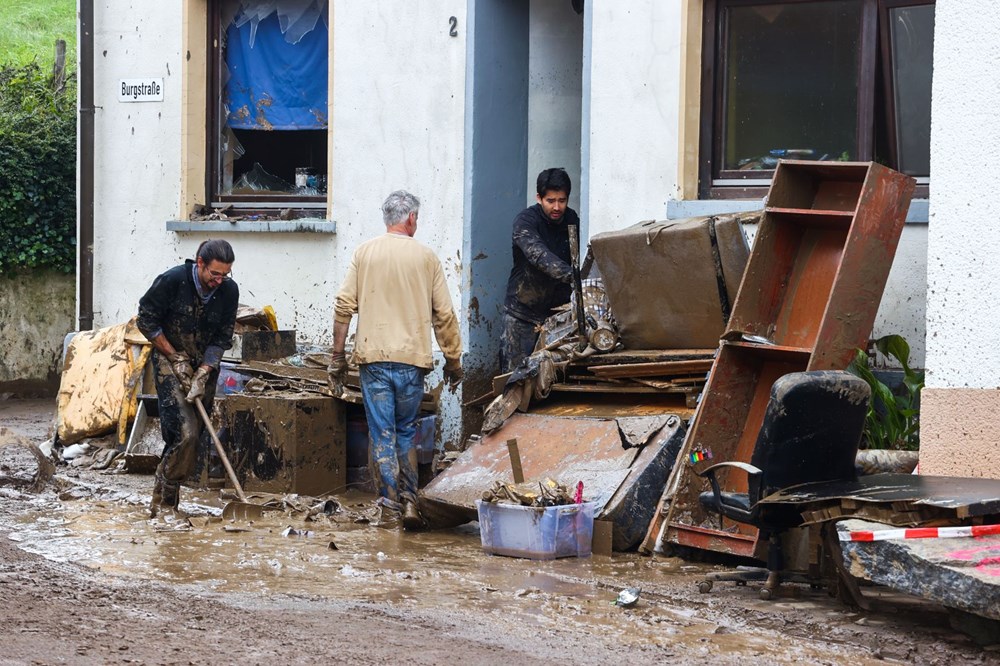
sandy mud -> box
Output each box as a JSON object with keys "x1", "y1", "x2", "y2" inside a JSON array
[{"x1": 0, "y1": 398, "x2": 995, "y2": 665}]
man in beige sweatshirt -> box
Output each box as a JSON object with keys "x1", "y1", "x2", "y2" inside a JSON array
[{"x1": 329, "y1": 190, "x2": 463, "y2": 529}]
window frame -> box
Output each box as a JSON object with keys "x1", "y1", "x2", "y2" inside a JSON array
[
  {"x1": 205, "y1": 0, "x2": 328, "y2": 213},
  {"x1": 878, "y1": 0, "x2": 935, "y2": 184},
  {"x1": 698, "y1": 0, "x2": 931, "y2": 200}
]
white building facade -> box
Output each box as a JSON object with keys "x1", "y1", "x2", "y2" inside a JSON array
[{"x1": 81, "y1": 0, "x2": 986, "y2": 473}]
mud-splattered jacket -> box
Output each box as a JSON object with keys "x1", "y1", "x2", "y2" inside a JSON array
[
  {"x1": 136, "y1": 260, "x2": 239, "y2": 368},
  {"x1": 504, "y1": 204, "x2": 578, "y2": 325}
]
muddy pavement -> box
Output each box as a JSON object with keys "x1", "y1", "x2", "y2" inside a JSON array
[{"x1": 0, "y1": 399, "x2": 995, "y2": 665}]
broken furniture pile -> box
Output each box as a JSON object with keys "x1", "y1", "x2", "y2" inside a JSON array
[
  {"x1": 647, "y1": 160, "x2": 917, "y2": 558},
  {"x1": 556, "y1": 349, "x2": 714, "y2": 406},
  {"x1": 443, "y1": 211, "x2": 759, "y2": 552},
  {"x1": 482, "y1": 211, "x2": 754, "y2": 434},
  {"x1": 54, "y1": 306, "x2": 408, "y2": 503},
  {"x1": 547, "y1": 212, "x2": 751, "y2": 403}
]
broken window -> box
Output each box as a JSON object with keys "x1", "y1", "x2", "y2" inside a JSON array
[
  {"x1": 699, "y1": 0, "x2": 934, "y2": 199},
  {"x1": 209, "y1": 0, "x2": 329, "y2": 212}
]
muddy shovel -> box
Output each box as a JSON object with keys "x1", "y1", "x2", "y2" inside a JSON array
[{"x1": 193, "y1": 400, "x2": 264, "y2": 521}]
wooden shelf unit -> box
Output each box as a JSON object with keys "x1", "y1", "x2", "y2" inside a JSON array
[{"x1": 653, "y1": 160, "x2": 916, "y2": 558}]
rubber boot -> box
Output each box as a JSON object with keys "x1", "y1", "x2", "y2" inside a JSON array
[
  {"x1": 160, "y1": 481, "x2": 181, "y2": 513},
  {"x1": 149, "y1": 477, "x2": 164, "y2": 518}
]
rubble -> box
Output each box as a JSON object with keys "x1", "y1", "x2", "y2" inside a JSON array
[{"x1": 838, "y1": 518, "x2": 1000, "y2": 629}]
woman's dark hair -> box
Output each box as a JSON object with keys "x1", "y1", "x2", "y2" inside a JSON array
[
  {"x1": 196, "y1": 239, "x2": 235, "y2": 264},
  {"x1": 536, "y1": 168, "x2": 572, "y2": 197}
]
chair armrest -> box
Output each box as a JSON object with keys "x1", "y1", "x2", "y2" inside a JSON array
[
  {"x1": 696, "y1": 461, "x2": 764, "y2": 512},
  {"x1": 696, "y1": 461, "x2": 762, "y2": 478}
]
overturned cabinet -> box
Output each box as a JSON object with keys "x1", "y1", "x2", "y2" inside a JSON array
[
  {"x1": 220, "y1": 393, "x2": 346, "y2": 497},
  {"x1": 647, "y1": 161, "x2": 916, "y2": 557}
]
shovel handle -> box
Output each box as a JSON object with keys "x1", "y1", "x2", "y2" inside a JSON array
[
  {"x1": 567, "y1": 224, "x2": 587, "y2": 345},
  {"x1": 194, "y1": 399, "x2": 248, "y2": 503}
]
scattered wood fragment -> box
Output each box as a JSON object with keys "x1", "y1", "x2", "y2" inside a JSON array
[{"x1": 588, "y1": 359, "x2": 714, "y2": 378}]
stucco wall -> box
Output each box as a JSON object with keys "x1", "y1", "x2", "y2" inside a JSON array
[
  {"x1": 921, "y1": 1, "x2": 1000, "y2": 477},
  {"x1": 924, "y1": 2, "x2": 1000, "y2": 391},
  {"x1": 87, "y1": 1, "x2": 469, "y2": 444},
  {"x1": 89, "y1": 1, "x2": 186, "y2": 328},
  {"x1": 527, "y1": 1, "x2": 583, "y2": 211},
  {"x1": 583, "y1": 0, "x2": 679, "y2": 239},
  {"x1": 84, "y1": 1, "x2": 937, "y2": 451},
  {"x1": 0, "y1": 272, "x2": 76, "y2": 395}
]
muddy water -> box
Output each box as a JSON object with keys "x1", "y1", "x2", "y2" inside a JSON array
[{"x1": 5, "y1": 487, "x2": 877, "y2": 662}]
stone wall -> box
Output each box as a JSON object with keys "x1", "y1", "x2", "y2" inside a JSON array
[{"x1": 0, "y1": 271, "x2": 75, "y2": 396}]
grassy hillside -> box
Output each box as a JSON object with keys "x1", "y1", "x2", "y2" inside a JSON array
[{"x1": 0, "y1": 0, "x2": 77, "y2": 67}]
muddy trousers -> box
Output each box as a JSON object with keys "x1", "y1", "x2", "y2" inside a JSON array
[
  {"x1": 151, "y1": 352, "x2": 217, "y2": 513},
  {"x1": 359, "y1": 362, "x2": 425, "y2": 509},
  {"x1": 500, "y1": 314, "x2": 539, "y2": 373}
]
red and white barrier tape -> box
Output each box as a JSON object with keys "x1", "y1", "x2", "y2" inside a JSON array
[{"x1": 839, "y1": 524, "x2": 1000, "y2": 542}]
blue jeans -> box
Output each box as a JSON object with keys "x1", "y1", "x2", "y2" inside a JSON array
[{"x1": 360, "y1": 362, "x2": 425, "y2": 507}]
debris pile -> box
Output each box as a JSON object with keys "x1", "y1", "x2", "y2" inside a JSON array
[{"x1": 481, "y1": 478, "x2": 576, "y2": 507}]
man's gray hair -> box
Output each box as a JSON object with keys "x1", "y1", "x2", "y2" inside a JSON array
[{"x1": 381, "y1": 190, "x2": 421, "y2": 226}]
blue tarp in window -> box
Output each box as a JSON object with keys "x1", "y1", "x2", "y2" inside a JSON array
[{"x1": 225, "y1": 9, "x2": 328, "y2": 130}]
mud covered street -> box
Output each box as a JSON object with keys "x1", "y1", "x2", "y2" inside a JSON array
[{"x1": 0, "y1": 399, "x2": 996, "y2": 665}]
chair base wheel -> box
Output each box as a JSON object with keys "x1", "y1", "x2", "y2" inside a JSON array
[
  {"x1": 759, "y1": 587, "x2": 773, "y2": 601},
  {"x1": 698, "y1": 580, "x2": 713, "y2": 594}
]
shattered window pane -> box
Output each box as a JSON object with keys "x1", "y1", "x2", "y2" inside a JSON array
[{"x1": 215, "y1": 0, "x2": 329, "y2": 200}]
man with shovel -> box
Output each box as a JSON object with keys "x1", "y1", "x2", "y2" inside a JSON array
[
  {"x1": 137, "y1": 239, "x2": 239, "y2": 517},
  {"x1": 328, "y1": 191, "x2": 462, "y2": 530}
]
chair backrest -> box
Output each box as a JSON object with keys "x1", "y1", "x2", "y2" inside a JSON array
[{"x1": 749, "y1": 370, "x2": 870, "y2": 497}]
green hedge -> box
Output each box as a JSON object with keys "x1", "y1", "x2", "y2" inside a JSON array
[{"x1": 0, "y1": 61, "x2": 76, "y2": 274}]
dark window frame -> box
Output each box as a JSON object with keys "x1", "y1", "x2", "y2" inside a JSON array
[
  {"x1": 878, "y1": 0, "x2": 934, "y2": 180},
  {"x1": 698, "y1": 0, "x2": 932, "y2": 200},
  {"x1": 205, "y1": 0, "x2": 328, "y2": 214}
]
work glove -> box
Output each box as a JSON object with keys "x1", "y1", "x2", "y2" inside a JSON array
[
  {"x1": 185, "y1": 366, "x2": 212, "y2": 404},
  {"x1": 327, "y1": 352, "x2": 348, "y2": 395},
  {"x1": 168, "y1": 352, "x2": 194, "y2": 393},
  {"x1": 444, "y1": 359, "x2": 463, "y2": 390}
]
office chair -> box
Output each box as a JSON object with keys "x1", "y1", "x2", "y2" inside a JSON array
[{"x1": 696, "y1": 370, "x2": 870, "y2": 599}]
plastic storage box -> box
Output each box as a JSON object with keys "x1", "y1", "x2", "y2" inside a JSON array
[{"x1": 476, "y1": 500, "x2": 595, "y2": 560}]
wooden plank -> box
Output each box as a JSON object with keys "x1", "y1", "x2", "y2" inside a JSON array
[
  {"x1": 589, "y1": 359, "x2": 714, "y2": 378},
  {"x1": 506, "y1": 438, "x2": 524, "y2": 483},
  {"x1": 463, "y1": 391, "x2": 495, "y2": 408},
  {"x1": 570, "y1": 349, "x2": 715, "y2": 367},
  {"x1": 549, "y1": 383, "x2": 666, "y2": 394},
  {"x1": 631, "y1": 377, "x2": 706, "y2": 389},
  {"x1": 592, "y1": 520, "x2": 614, "y2": 556},
  {"x1": 565, "y1": 374, "x2": 630, "y2": 384},
  {"x1": 492, "y1": 372, "x2": 512, "y2": 396}
]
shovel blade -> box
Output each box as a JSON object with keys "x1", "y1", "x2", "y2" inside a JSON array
[{"x1": 222, "y1": 501, "x2": 266, "y2": 521}]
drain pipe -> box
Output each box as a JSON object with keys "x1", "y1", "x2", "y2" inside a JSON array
[{"x1": 78, "y1": 0, "x2": 95, "y2": 331}]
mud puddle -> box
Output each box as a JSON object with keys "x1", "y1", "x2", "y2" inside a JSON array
[{"x1": 3, "y1": 482, "x2": 905, "y2": 664}]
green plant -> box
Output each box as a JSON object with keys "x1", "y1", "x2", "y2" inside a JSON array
[
  {"x1": 0, "y1": 60, "x2": 76, "y2": 274},
  {"x1": 846, "y1": 334, "x2": 924, "y2": 451},
  {"x1": 0, "y1": 0, "x2": 77, "y2": 68}
]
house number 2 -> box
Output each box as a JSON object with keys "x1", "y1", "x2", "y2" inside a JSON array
[{"x1": 448, "y1": 17, "x2": 458, "y2": 37}]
